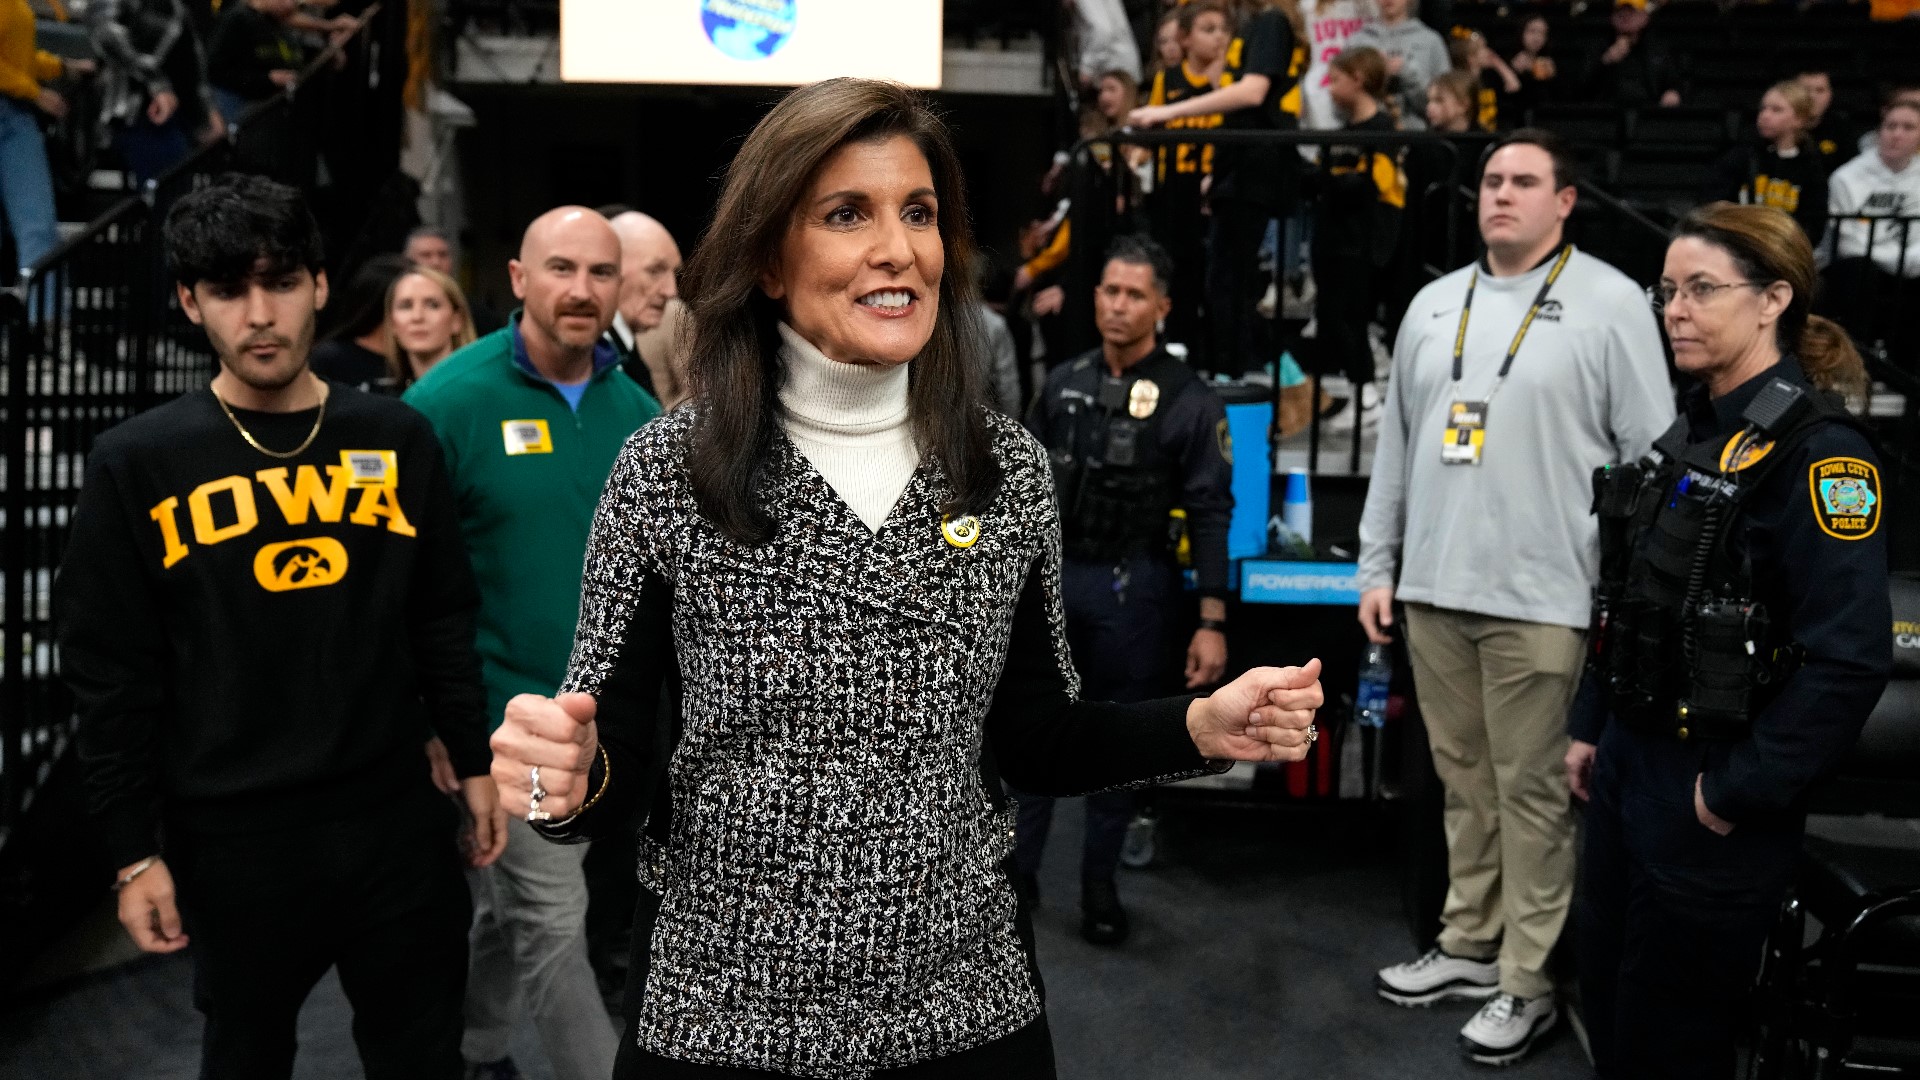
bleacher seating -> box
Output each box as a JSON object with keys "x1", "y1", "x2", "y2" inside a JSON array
[{"x1": 1451, "y1": 0, "x2": 1920, "y2": 220}]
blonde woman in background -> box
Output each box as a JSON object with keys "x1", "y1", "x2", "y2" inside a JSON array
[
  {"x1": 385, "y1": 266, "x2": 476, "y2": 392},
  {"x1": 1704, "y1": 80, "x2": 1828, "y2": 243}
]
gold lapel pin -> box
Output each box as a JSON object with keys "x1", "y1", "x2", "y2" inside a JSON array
[{"x1": 941, "y1": 514, "x2": 981, "y2": 549}]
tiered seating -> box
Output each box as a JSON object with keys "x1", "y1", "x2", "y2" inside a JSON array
[{"x1": 1452, "y1": 1, "x2": 1918, "y2": 218}]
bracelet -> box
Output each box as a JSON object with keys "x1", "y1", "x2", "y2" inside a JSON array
[
  {"x1": 113, "y1": 856, "x2": 159, "y2": 892},
  {"x1": 1197, "y1": 618, "x2": 1228, "y2": 634},
  {"x1": 541, "y1": 745, "x2": 611, "y2": 830}
]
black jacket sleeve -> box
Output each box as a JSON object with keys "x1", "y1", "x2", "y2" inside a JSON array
[
  {"x1": 1703, "y1": 144, "x2": 1752, "y2": 205},
  {"x1": 533, "y1": 568, "x2": 674, "y2": 844},
  {"x1": 56, "y1": 444, "x2": 169, "y2": 870},
  {"x1": 206, "y1": 9, "x2": 285, "y2": 99},
  {"x1": 1700, "y1": 427, "x2": 1892, "y2": 823},
  {"x1": 403, "y1": 421, "x2": 492, "y2": 778},
  {"x1": 985, "y1": 554, "x2": 1226, "y2": 796},
  {"x1": 1167, "y1": 386, "x2": 1235, "y2": 598},
  {"x1": 534, "y1": 437, "x2": 676, "y2": 844}
]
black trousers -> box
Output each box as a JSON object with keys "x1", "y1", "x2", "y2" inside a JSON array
[
  {"x1": 1206, "y1": 199, "x2": 1274, "y2": 379},
  {"x1": 1154, "y1": 174, "x2": 1212, "y2": 372},
  {"x1": 1576, "y1": 724, "x2": 1800, "y2": 1080},
  {"x1": 1309, "y1": 248, "x2": 1377, "y2": 387},
  {"x1": 1012, "y1": 555, "x2": 1180, "y2": 885},
  {"x1": 167, "y1": 786, "x2": 471, "y2": 1080}
]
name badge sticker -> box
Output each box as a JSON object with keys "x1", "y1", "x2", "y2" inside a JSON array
[
  {"x1": 502, "y1": 419, "x2": 554, "y2": 456},
  {"x1": 340, "y1": 450, "x2": 398, "y2": 488},
  {"x1": 1441, "y1": 400, "x2": 1489, "y2": 466}
]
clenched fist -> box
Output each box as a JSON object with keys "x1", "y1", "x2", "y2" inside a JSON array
[{"x1": 491, "y1": 692, "x2": 599, "y2": 821}]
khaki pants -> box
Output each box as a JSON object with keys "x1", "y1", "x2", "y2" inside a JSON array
[{"x1": 1402, "y1": 603, "x2": 1584, "y2": 999}]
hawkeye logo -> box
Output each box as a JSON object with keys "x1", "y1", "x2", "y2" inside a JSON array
[
  {"x1": 147, "y1": 460, "x2": 414, "y2": 591},
  {"x1": 253, "y1": 538, "x2": 349, "y2": 591}
]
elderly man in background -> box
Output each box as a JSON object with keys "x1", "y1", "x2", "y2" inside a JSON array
[
  {"x1": 405, "y1": 206, "x2": 661, "y2": 1080},
  {"x1": 605, "y1": 209, "x2": 689, "y2": 409}
]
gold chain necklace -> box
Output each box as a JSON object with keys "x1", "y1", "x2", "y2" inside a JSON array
[{"x1": 213, "y1": 379, "x2": 327, "y2": 460}]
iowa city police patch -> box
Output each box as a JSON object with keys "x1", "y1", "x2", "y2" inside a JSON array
[{"x1": 1810, "y1": 457, "x2": 1880, "y2": 540}]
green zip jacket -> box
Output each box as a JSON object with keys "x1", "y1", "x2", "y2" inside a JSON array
[{"x1": 404, "y1": 315, "x2": 662, "y2": 730}]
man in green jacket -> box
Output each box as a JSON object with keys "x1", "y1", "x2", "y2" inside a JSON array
[{"x1": 404, "y1": 205, "x2": 660, "y2": 1080}]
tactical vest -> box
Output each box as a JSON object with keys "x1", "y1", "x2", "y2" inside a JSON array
[
  {"x1": 1047, "y1": 354, "x2": 1191, "y2": 564},
  {"x1": 1589, "y1": 376, "x2": 1860, "y2": 740}
]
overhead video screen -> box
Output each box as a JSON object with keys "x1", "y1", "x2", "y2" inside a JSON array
[{"x1": 560, "y1": 0, "x2": 943, "y2": 89}]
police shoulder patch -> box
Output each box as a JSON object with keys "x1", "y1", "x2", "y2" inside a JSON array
[
  {"x1": 1216, "y1": 418, "x2": 1233, "y2": 465},
  {"x1": 1809, "y1": 456, "x2": 1881, "y2": 541}
]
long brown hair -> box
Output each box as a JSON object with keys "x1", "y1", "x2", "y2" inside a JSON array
[
  {"x1": 1672, "y1": 202, "x2": 1868, "y2": 400},
  {"x1": 382, "y1": 267, "x2": 476, "y2": 389},
  {"x1": 680, "y1": 78, "x2": 999, "y2": 545}
]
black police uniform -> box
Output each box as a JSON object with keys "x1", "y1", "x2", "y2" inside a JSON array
[
  {"x1": 1016, "y1": 344, "x2": 1235, "y2": 929},
  {"x1": 1574, "y1": 359, "x2": 1892, "y2": 1079}
]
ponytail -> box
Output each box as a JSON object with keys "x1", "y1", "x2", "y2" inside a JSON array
[{"x1": 1797, "y1": 314, "x2": 1869, "y2": 402}]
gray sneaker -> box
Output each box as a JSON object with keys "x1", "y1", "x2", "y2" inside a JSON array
[
  {"x1": 1459, "y1": 992, "x2": 1559, "y2": 1066},
  {"x1": 1375, "y1": 947, "x2": 1500, "y2": 1007}
]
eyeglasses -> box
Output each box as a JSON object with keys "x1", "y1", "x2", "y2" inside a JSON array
[{"x1": 1646, "y1": 279, "x2": 1761, "y2": 311}]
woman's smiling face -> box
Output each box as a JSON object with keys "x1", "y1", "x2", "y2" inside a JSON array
[{"x1": 762, "y1": 134, "x2": 944, "y2": 367}]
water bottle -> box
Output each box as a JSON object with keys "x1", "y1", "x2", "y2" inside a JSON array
[
  {"x1": 1282, "y1": 468, "x2": 1313, "y2": 549},
  {"x1": 1356, "y1": 642, "x2": 1392, "y2": 729}
]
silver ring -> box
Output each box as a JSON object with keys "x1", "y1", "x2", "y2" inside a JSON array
[
  {"x1": 527, "y1": 764, "x2": 548, "y2": 823},
  {"x1": 1305, "y1": 724, "x2": 1319, "y2": 743}
]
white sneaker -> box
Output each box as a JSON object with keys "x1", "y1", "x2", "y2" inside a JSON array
[
  {"x1": 1256, "y1": 281, "x2": 1278, "y2": 319},
  {"x1": 1375, "y1": 947, "x2": 1500, "y2": 1007},
  {"x1": 1325, "y1": 382, "x2": 1381, "y2": 433},
  {"x1": 1459, "y1": 992, "x2": 1559, "y2": 1066}
]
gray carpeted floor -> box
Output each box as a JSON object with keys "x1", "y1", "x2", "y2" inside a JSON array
[{"x1": 0, "y1": 799, "x2": 1592, "y2": 1080}]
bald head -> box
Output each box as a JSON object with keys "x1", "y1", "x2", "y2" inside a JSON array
[
  {"x1": 608, "y1": 211, "x2": 683, "y2": 332},
  {"x1": 509, "y1": 206, "x2": 622, "y2": 364},
  {"x1": 519, "y1": 206, "x2": 620, "y2": 265}
]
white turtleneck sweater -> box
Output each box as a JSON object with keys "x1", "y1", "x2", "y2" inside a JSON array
[{"x1": 776, "y1": 322, "x2": 920, "y2": 533}]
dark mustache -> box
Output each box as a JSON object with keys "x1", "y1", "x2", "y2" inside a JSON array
[{"x1": 555, "y1": 303, "x2": 601, "y2": 317}]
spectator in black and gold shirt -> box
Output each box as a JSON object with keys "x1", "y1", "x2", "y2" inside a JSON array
[
  {"x1": 1706, "y1": 81, "x2": 1829, "y2": 244},
  {"x1": 1798, "y1": 68, "x2": 1859, "y2": 174}
]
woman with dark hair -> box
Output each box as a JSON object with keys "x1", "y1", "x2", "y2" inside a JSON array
[
  {"x1": 1572, "y1": 203, "x2": 1891, "y2": 1080},
  {"x1": 487, "y1": 78, "x2": 1326, "y2": 1079},
  {"x1": 310, "y1": 253, "x2": 411, "y2": 391}
]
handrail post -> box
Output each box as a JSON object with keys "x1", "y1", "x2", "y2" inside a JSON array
[{"x1": 0, "y1": 290, "x2": 27, "y2": 847}]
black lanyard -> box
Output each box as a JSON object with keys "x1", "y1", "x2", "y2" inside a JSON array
[{"x1": 1450, "y1": 244, "x2": 1574, "y2": 399}]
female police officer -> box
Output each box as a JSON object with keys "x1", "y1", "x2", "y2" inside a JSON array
[{"x1": 1569, "y1": 202, "x2": 1892, "y2": 1079}]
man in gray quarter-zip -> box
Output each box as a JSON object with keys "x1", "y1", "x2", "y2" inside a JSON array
[{"x1": 1357, "y1": 129, "x2": 1673, "y2": 1067}]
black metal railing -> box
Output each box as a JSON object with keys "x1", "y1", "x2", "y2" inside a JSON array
[
  {"x1": 0, "y1": 12, "x2": 381, "y2": 851},
  {"x1": 1061, "y1": 128, "x2": 1471, "y2": 477}
]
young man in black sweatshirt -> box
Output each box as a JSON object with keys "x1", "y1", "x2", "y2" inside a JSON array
[{"x1": 55, "y1": 173, "x2": 505, "y2": 1080}]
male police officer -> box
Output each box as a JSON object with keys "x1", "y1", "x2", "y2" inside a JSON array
[{"x1": 1019, "y1": 234, "x2": 1235, "y2": 945}]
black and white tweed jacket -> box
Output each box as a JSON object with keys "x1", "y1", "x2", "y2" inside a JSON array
[{"x1": 555, "y1": 406, "x2": 1219, "y2": 1077}]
